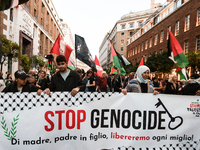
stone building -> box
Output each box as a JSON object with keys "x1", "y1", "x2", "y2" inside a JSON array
[
  {"x1": 99, "y1": 0, "x2": 162, "y2": 69},
  {"x1": 0, "y1": 0, "x2": 65, "y2": 75},
  {"x1": 127, "y1": 0, "x2": 200, "y2": 66},
  {"x1": 60, "y1": 20, "x2": 74, "y2": 49}
]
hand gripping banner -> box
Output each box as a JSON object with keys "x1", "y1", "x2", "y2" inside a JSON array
[{"x1": 0, "y1": 92, "x2": 200, "y2": 150}]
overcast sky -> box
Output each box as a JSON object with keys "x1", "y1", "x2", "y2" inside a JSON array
[{"x1": 52, "y1": 0, "x2": 167, "y2": 58}]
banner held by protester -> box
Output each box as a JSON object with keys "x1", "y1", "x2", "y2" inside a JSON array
[{"x1": 0, "y1": 92, "x2": 200, "y2": 150}]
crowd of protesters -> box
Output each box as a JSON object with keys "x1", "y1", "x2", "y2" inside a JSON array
[{"x1": 0, "y1": 55, "x2": 199, "y2": 96}]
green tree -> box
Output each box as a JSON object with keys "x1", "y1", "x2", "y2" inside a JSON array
[
  {"x1": 0, "y1": 35, "x2": 47, "y2": 73},
  {"x1": 0, "y1": 35, "x2": 21, "y2": 71},
  {"x1": 186, "y1": 51, "x2": 200, "y2": 73},
  {"x1": 30, "y1": 55, "x2": 45, "y2": 69},
  {"x1": 0, "y1": 35, "x2": 20, "y2": 58},
  {"x1": 19, "y1": 54, "x2": 30, "y2": 73},
  {"x1": 146, "y1": 51, "x2": 174, "y2": 73},
  {"x1": 123, "y1": 62, "x2": 139, "y2": 74}
]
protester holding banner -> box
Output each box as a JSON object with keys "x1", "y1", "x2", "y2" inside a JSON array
[
  {"x1": 161, "y1": 74, "x2": 169, "y2": 93},
  {"x1": 181, "y1": 73, "x2": 200, "y2": 95},
  {"x1": 97, "y1": 71, "x2": 108, "y2": 92},
  {"x1": 152, "y1": 74, "x2": 163, "y2": 93},
  {"x1": 43, "y1": 55, "x2": 86, "y2": 96},
  {"x1": 107, "y1": 74, "x2": 112, "y2": 92},
  {"x1": 122, "y1": 65, "x2": 159, "y2": 95},
  {"x1": 112, "y1": 70, "x2": 123, "y2": 92},
  {"x1": 124, "y1": 72, "x2": 134, "y2": 88},
  {"x1": 2, "y1": 70, "x2": 42, "y2": 95},
  {"x1": 85, "y1": 70, "x2": 96, "y2": 92},
  {"x1": 36, "y1": 70, "x2": 49, "y2": 90},
  {"x1": 164, "y1": 75, "x2": 180, "y2": 94}
]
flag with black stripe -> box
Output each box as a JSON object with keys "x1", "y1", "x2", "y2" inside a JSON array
[
  {"x1": 0, "y1": 0, "x2": 29, "y2": 11},
  {"x1": 75, "y1": 34, "x2": 95, "y2": 69}
]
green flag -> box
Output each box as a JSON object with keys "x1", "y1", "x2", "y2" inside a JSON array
[{"x1": 109, "y1": 38, "x2": 126, "y2": 76}]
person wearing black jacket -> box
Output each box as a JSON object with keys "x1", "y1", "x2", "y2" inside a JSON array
[
  {"x1": 85, "y1": 70, "x2": 96, "y2": 92},
  {"x1": 43, "y1": 55, "x2": 86, "y2": 96},
  {"x1": 181, "y1": 74, "x2": 200, "y2": 95},
  {"x1": 2, "y1": 70, "x2": 42, "y2": 95}
]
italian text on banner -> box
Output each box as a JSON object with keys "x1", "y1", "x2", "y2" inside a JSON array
[{"x1": 0, "y1": 92, "x2": 200, "y2": 150}]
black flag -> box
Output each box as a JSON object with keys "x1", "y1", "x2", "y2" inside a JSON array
[
  {"x1": 0, "y1": 0, "x2": 29, "y2": 11},
  {"x1": 75, "y1": 34, "x2": 95, "y2": 69}
]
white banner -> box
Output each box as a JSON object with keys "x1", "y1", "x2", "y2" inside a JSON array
[{"x1": 0, "y1": 92, "x2": 200, "y2": 150}]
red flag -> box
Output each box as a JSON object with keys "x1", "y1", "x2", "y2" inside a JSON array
[
  {"x1": 94, "y1": 55, "x2": 103, "y2": 77},
  {"x1": 64, "y1": 45, "x2": 73, "y2": 62},
  {"x1": 139, "y1": 57, "x2": 144, "y2": 67},
  {"x1": 110, "y1": 67, "x2": 117, "y2": 74},
  {"x1": 50, "y1": 35, "x2": 62, "y2": 55},
  {"x1": 50, "y1": 35, "x2": 73, "y2": 62}
]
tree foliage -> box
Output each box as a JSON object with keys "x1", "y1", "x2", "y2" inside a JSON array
[
  {"x1": 145, "y1": 51, "x2": 174, "y2": 73},
  {"x1": 19, "y1": 54, "x2": 30, "y2": 73},
  {"x1": 0, "y1": 35, "x2": 20, "y2": 59},
  {"x1": 186, "y1": 51, "x2": 200, "y2": 73},
  {"x1": 124, "y1": 62, "x2": 139, "y2": 74},
  {"x1": 0, "y1": 35, "x2": 46, "y2": 73},
  {"x1": 30, "y1": 55, "x2": 45, "y2": 67}
]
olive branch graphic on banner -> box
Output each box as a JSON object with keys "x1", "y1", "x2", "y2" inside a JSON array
[{"x1": 1, "y1": 114, "x2": 19, "y2": 140}]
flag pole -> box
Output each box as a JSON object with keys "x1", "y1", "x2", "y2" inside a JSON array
[{"x1": 182, "y1": 62, "x2": 188, "y2": 81}]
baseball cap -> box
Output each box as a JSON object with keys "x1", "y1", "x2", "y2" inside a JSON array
[{"x1": 14, "y1": 70, "x2": 28, "y2": 79}]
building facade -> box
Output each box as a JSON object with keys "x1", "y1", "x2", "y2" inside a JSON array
[
  {"x1": 127, "y1": 0, "x2": 200, "y2": 66},
  {"x1": 99, "y1": 0, "x2": 162, "y2": 69},
  {"x1": 0, "y1": 0, "x2": 65, "y2": 75},
  {"x1": 99, "y1": 33, "x2": 110, "y2": 69},
  {"x1": 60, "y1": 20, "x2": 74, "y2": 49}
]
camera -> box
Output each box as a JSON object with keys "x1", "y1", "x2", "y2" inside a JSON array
[{"x1": 44, "y1": 54, "x2": 54, "y2": 60}]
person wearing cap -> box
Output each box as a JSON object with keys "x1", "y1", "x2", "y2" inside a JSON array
[
  {"x1": 43, "y1": 55, "x2": 86, "y2": 96},
  {"x1": 2, "y1": 70, "x2": 42, "y2": 95},
  {"x1": 181, "y1": 74, "x2": 200, "y2": 95},
  {"x1": 121, "y1": 65, "x2": 159, "y2": 95}
]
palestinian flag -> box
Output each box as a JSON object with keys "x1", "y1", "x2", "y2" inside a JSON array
[
  {"x1": 67, "y1": 59, "x2": 75, "y2": 70},
  {"x1": 110, "y1": 67, "x2": 117, "y2": 75},
  {"x1": 109, "y1": 38, "x2": 126, "y2": 76},
  {"x1": 176, "y1": 67, "x2": 188, "y2": 80},
  {"x1": 139, "y1": 57, "x2": 144, "y2": 67},
  {"x1": 167, "y1": 30, "x2": 189, "y2": 68},
  {"x1": 0, "y1": 0, "x2": 29, "y2": 11},
  {"x1": 114, "y1": 48, "x2": 130, "y2": 66},
  {"x1": 46, "y1": 60, "x2": 50, "y2": 68},
  {"x1": 94, "y1": 55, "x2": 103, "y2": 77},
  {"x1": 50, "y1": 35, "x2": 73, "y2": 62}
]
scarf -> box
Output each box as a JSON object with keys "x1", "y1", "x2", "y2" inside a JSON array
[{"x1": 136, "y1": 65, "x2": 150, "y2": 83}]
